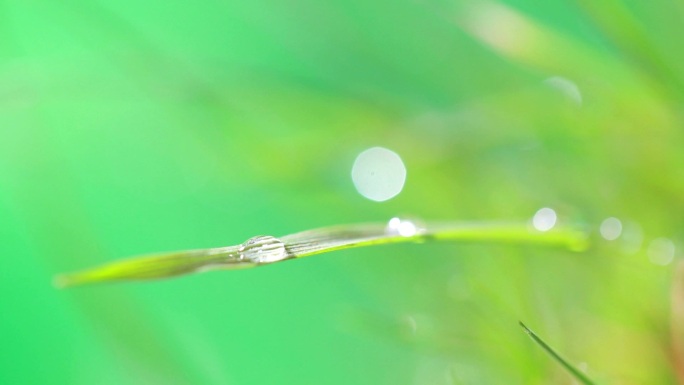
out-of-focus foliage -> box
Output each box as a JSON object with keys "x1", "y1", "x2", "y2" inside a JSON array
[{"x1": 1, "y1": 0, "x2": 683, "y2": 384}]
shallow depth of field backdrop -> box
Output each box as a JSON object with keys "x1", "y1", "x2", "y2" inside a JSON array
[{"x1": 2, "y1": 1, "x2": 684, "y2": 384}]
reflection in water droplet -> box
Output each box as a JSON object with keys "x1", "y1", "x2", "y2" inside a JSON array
[
  {"x1": 239, "y1": 235, "x2": 289, "y2": 264},
  {"x1": 386, "y1": 217, "x2": 423, "y2": 237},
  {"x1": 532, "y1": 207, "x2": 557, "y2": 232},
  {"x1": 600, "y1": 217, "x2": 622, "y2": 241},
  {"x1": 648, "y1": 237, "x2": 675, "y2": 266},
  {"x1": 351, "y1": 147, "x2": 407, "y2": 202},
  {"x1": 545, "y1": 76, "x2": 582, "y2": 105}
]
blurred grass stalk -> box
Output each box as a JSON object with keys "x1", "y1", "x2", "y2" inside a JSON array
[{"x1": 459, "y1": 0, "x2": 674, "y2": 103}]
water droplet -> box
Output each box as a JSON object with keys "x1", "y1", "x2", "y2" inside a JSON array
[
  {"x1": 239, "y1": 235, "x2": 289, "y2": 264},
  {"x1": 600, "y1": 217, "x2": 622, "y2": 240},
  {"x1": 532, "y1": 207, "x2": 557, "y2": 232},
  {"x1": 386, "y1": 217, "x2": 424, "y2": 237}
]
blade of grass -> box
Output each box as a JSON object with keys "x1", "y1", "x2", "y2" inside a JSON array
[
  {"x1": 53, "y1": 246, "x2": 247, "y2": 288},
  {"x1": 519, "y1": 321, "x2": 597, "y2": 385},
  {"x1": 55, "y1": 220, "x2": 589, "y2": 288}
]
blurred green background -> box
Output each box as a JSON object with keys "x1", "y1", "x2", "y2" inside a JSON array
[{"x1": 2, "y1": 0, "x2": 683, "y2": 383}]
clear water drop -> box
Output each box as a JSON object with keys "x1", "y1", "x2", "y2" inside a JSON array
[
  {"x1": 386, "y1": 217, "x2": 424, "y2": 237},
  {"x1": 532, "y1": 207, "x2": 556, "y2": 232},
  {"x1": 239, "y1": 235, "x2": 289, "y2": 264}
]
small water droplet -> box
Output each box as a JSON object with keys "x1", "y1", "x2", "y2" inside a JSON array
[
  {"x1": 239, "y1": 235, "x2": 289, "y2": 264},
  {"x1": 386, "y1": 217, "x2": 424, "y2": 237},
  {"x1": 532, "y1": 207, "x2": 556, "y2": 232}
]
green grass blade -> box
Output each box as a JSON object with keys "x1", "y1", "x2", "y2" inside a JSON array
[
  {"x1": 519, "y1": 321, "x2": 597, "y2": 385},
  {"x1": 53, "y1": 247, "x2": 246, "y2": 288},
  {"x1": 55, "y1": 220, "x2": 589, "y2": 288},
  {"x1": 283, "y1": 221, "x2": 588, "y2": 257}
]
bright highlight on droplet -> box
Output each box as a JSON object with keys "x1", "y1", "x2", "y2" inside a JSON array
[
  {"x1": 239, "y1": 235, "x2": 288, "y2": 264},
  {"x1": 600, "y1": 217, "x2": 622, "y2": 241},
  {"x1": 387, "y1": 217, "x2": 420, "y2": 237},
  {"x1": 352, "y1": 147, "x2": 407, "y2": 202},
  {"x1": 532, "y1": 207, "x2": 557, "y2": 232},
  {"x1": 545, "y1": 76, "x2": 582, "y2": 105},
  {"x1": 648, "y1": 237, "x2": 675, "y2": 266}
]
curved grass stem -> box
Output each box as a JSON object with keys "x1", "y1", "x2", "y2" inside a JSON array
[{"x1": 55, "y1": 220, "x2": 589, "y2": 288}]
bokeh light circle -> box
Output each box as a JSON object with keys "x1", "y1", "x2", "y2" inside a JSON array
[{"x1": 351, "y1": 147, "x2": 407, "y2": 202}]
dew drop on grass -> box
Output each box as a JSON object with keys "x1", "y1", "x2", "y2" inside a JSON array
[
  {"x1": 532, "y1": 207, "x2": 557, "y2": 232},
  {"x1": 386, "y1": 217, "x2": 425, "y2": 237},
  {"x1": 239, "y1": 235, "x2": 289, "y2": 264}
]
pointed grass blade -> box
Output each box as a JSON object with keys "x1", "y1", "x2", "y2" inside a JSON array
[
  {"x1": 284, "y1": 221, "x2": 588, "y2": 258},
  {"x1": 55, "y1": 220, "x2": 589, "y2": 288},
  {"x1": 519, "y1": 321, "x2": 597, "y2": 385},
  {"x1": 54, "y1": 246, "x2": 245, "y2": 288}
]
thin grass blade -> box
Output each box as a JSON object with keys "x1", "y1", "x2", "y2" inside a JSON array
[
  {"x1": 519, "y1": 321, "x2": 597, "y2": 385},
  {"x1": 55, "y1": 220, "x2": 589, "y2": 288},
  {"x1": 54, "y1": 246, "x2": 245, "y2": 288}
]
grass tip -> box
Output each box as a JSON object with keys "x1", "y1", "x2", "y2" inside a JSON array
[
  {"x1": 519, "y1": 320, "x2": 597, "y2": 385},
  {"x1": 519, "y1": 321, "x2": 532, "y2": 334}
]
